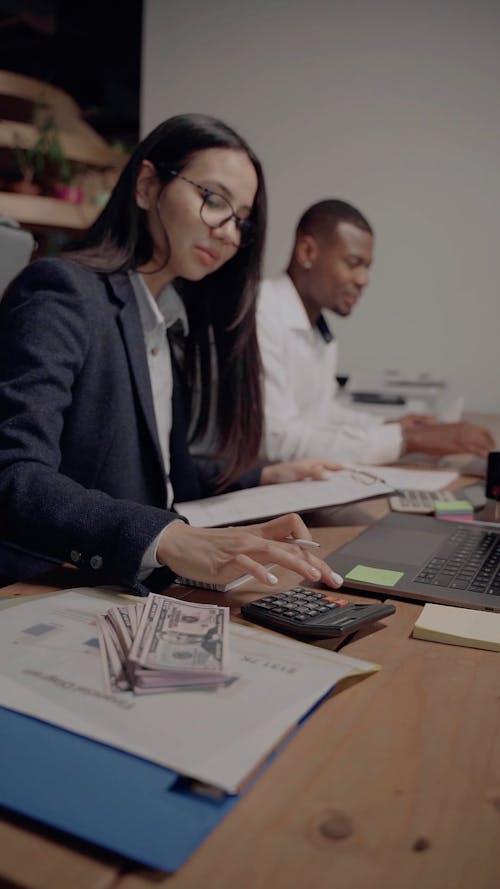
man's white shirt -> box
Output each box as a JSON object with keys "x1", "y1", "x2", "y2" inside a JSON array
[{"x1": 257, "y1": 274, "x2": 403, "y2": 465}]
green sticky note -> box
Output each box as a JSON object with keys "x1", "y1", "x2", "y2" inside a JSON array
[
  {"x1": 434, "y1": 500, "x2": 473, "y2": 514},
  {"x1": 345, "y1": 564, "x2": 404, "y2": 587}
]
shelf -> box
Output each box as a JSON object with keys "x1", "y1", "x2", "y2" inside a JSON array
[
  {"x1": 0, "y1": 191, "x2": 99, "y2": 231},
  {"x1": 0, "y1": 70, "x2": 125, "y2": 168},
  {"x1": 0, "y1": 71, "x2": 126, "y2": 238},
  {"x1": 0, "y1": 120, "x2": 124, "y2": 168}
]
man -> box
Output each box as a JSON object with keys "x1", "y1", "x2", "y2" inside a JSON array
[{"x1": 257, "y1": 199, "x2": 494, "y2": 464}]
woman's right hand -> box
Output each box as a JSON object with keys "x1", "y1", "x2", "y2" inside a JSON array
[{"x1": 157, "y1": 513, "x2": 344, "y2": 589}]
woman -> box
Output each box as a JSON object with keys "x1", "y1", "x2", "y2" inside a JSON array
[{"x1": 0, "y1": 113, "x2": 343, "y2": 594}]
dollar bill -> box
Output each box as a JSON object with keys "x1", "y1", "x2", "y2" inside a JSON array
[
  {"x1": 97, "y1": 594, "x2": 231, "y2": 695},
  {"x1": 96, "y1": 614, "x2": 131, "y2": 693},
  {"x1": 127, "y1": 593, "x2": 163, "y2": 666},
  {"x1": 138, "y1": 596, "x2": 229, "y2": 674}
]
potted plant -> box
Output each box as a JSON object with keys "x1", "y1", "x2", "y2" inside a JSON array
[
  {"x1": 11, "y1": 133, "x2": 45, "y2": 195},
  {"x1": 51, "y1": 159, "x2": 84, "y2": 205},
  {"x1": 35, "y1": 117, "x2": 81, "y2": 203},
  {"x1": 11, "y1": 116, "x2": 82, "y2": 203}
]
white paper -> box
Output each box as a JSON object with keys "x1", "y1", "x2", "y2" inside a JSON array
[
  {"x1": 176, "y1": 467, "x2": 458, "y2": 527},
  {"x1": 176, "y1": 469, "x2": 394, "y2": 527},
  {"x1": 0, "y1": 589, "x2": 378, "y2": 793}
]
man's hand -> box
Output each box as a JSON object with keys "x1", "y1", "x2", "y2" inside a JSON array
[
  {"x1": 401, "y1": 421, "x2": 494, "y2": 458},
  {"x1": 260, "y1": 458, "x2": 342, "y2": 485},
  {"x1": 387, "y1": 413, "x2": 436, "y2": 428},
  {"x1": 157, "y1": 513, "x2": 343, "y2": 589}
]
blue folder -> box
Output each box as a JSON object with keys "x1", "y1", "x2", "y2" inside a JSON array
[
  {"x1": 0, "y1": 693, "x2": 330, "y2": 871},
  {"x1": 0, "y1": 706, "x2": 241, "y2": 870}
]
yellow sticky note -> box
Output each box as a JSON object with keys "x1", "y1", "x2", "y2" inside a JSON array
[
  {"x1": 434, "y1": 500, "x2": 473, "y2": 514},
  {"x1": 345, "y1": 565, "x2": 404, "y2": 587}
]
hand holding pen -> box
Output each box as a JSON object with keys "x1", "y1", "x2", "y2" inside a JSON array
[{"x1": 157, "y1": 513, "x2": 344, "y2": 590}]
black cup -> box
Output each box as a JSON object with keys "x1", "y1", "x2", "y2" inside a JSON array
[{"x1": 486, "y1": 451, "x2": 500, "y2": 500}]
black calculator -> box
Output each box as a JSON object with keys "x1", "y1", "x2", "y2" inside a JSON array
[{"x1": 240, "y1": 587, "x2": 395, "y2": 638}]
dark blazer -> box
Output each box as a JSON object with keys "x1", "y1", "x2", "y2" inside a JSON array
[{"x1": 0, "y1": 258, "x2": 258, "y2": 592}]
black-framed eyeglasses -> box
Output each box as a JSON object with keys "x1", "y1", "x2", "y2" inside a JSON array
[
  {"x1": 167, "y1": 169, "x2": 256, "y2": 248},
  {"x1": 347, "y1": 468, "x2": 388, "y2": 486}
]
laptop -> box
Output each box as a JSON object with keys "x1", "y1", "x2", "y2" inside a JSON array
[{"x1": 327, "y1": 512, "x2": 500, "y2": 612}]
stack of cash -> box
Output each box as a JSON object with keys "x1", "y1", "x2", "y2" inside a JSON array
[{"x1": 96, "y1": 593, "x2": 230, "y2": 694}]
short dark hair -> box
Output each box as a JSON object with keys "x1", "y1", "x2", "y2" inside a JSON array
[
  {"x1": 65, "y1": 113, "x2": 267, "y2": 487},
  {"x1": 296, "y1": 199, "x2": 373, "y2": 243}
]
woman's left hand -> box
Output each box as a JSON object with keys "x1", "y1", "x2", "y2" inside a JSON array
[{"x1": 260, "y1": 458, "x2": 343, "y2": 485}]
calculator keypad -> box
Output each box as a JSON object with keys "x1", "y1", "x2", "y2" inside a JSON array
[
  {"x1": 250, "y1": 588, "x2": 348, "y2": 624},
  {"x1": 389, "y1": 488, "x2": 458, "y2": 514}
]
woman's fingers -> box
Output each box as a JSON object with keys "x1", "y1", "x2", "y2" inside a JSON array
[
  {"x1": 301, "y1": 551, "x2": 344, "y2": 588},
  {"x1": 301, "y1": 464, "x2": 327, "y2": 480},
  {"x1": 252, "y1": 537, "x2": 340, "y2": 587},
  {"x1": 260, "y1": 459, "x2": 343, "y2": 485},
  {"x1": 299, "y1": 459, "x2": 343, "y2": 477},
  {"x1": 246, "y1": 518, "x2": 344, "y2": 588},
  {"x1": 157, "y1": 515, "x2": 344, "y2": 590},
  {"x1": 233, "y1": 553, "x2": 278, "y2": 585},
  {"x1": 248, "y1": 512, "x2": 311, "y2": 542},
  {"x1": 245, "y1": 516, "x2": 331, "y2": 581}
]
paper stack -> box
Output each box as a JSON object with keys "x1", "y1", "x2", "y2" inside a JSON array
[{"x1": 413, "y1": 602, "x2": 500, "y2": 652}]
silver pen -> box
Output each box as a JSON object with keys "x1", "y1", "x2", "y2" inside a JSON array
[{"x1": 283, "y1": 537, "x2": 320, "y2": 550}]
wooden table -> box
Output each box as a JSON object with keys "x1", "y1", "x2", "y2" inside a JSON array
[{"x1": 1, "y1": 427, "x2": 500, "y2": 888}]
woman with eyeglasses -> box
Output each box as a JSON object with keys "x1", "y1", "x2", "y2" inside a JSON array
[{"x1": 0, "y1": 113, "x2": 343, "y2": 594}]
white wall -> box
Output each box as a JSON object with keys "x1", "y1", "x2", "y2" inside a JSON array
[{"x1": 142, "y1": 0, "x2": 500, "y2": 411}]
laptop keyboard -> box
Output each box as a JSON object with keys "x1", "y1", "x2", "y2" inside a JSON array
[{"x1": 415, "y1": 526, "x2": 500, "y2": 596}]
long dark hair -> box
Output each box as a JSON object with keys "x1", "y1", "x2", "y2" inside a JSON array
[{"x1": 66, "y1": 113, "x2": 267, "y2": 487}]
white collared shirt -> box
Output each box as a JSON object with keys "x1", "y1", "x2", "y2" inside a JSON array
[
  {"x1": 129, "y1": 272, "x2": 188, "y2": 575},
  {"x1": 130, "y1": 272, "x2": 188, "y2": 495},
  {"x1": 257, "y1": 274, "x2": 403, "y2": 465}
]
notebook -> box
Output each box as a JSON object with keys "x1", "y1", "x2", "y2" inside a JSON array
[{"x1": 326, "y1": 512, "x2": 500, "y2": 612}]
